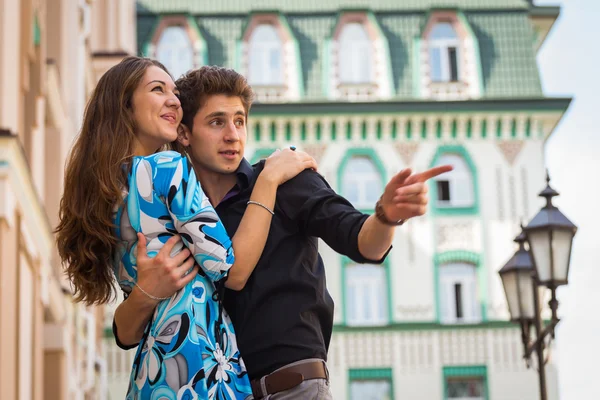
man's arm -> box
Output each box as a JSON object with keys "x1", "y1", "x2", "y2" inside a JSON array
[
  {"x1": 357, "y1": 165, "x2": 453, "y2": 260},
  {"x1": 357, "y1": 215, "x2": 395, "y2": 260},
  {"x1": 278, "y1": 166, "x2": 452, "y2": 263}
]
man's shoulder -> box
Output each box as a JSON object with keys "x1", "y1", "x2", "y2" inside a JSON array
[{"x1": 281, "y1": 169, "x2": 332, "y2": 194}]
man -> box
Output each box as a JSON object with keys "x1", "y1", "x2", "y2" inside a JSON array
[{"x1": 131, "y1": 65, "x2": 451, "y2": 399}]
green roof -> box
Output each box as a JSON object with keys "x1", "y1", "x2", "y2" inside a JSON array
[
  {"x1": 137, "y1": 0, "x2": 531, "y2": 14},
  {"x1": 137, "y1": 1, "x2": 543, "y2": 99}
]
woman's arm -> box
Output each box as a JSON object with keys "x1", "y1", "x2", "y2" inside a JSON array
[
  {"x1": 113, "y1": 149, "x2": 317, "y2": 346},
  {"x1": 225, "y1": 148, "x2": 318, "y2": 290},
  {"x1": 113, "y1": 234, "x2": 197, "y2": 347}
]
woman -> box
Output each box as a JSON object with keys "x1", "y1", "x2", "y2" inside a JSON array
[{"x1": 55, "y1": 57, "x2": 316, "y2": 399}]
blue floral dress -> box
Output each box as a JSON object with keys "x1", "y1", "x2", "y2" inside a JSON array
[{"x1": 112, "y1": 151, "x2": 252, "y2": 400}]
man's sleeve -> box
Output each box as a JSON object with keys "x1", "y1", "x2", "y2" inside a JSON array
[{"x1": 276, "y1": 170, "x2": 390, "y2": 264}]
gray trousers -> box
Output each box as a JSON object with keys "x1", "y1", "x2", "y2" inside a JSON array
[{"x1": 253, "y1": 358, "x2": 334, "y2": 400}]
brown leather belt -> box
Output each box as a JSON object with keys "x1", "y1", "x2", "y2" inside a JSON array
[{"x1": 250, "y1": 360, "x2": 328, "y2": 399}]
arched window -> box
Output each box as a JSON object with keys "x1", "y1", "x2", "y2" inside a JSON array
[
  {"x1": 429, "y1": 22, "x2": 460, "y2": 82},
  {"x1": 339, "y1": 23, "x2": 373, "y2": 84},
  {"x1": 345, "y1": 264, "x2": 388, "y2": 326},
  {"x1": 155, "y1": 26, "x2": 194, "y2": 79},
  {"x1": 439, "y1": 262, "x2": 480, "y2": 324},
  {"x1": 341, "y1": 156, "x2": 383, "y2": 209},
  {"x1": 434, "y1": 153, "x2": 475, "y2": 208},
  {"x1": 248, "y1": 24, "x2": 284, "y2": 85}
]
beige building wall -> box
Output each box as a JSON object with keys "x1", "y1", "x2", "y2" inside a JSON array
[{"x1": 0, "y1": 0, "x2": 136, "y2": 399}]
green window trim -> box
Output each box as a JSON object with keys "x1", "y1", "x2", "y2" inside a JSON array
[
  {"x1": 337, "y1": 147, "x2": 386, "y2": 200},
  {"x1": 270, "y1": 121, "x2": 277, "y2": 142},
  {"x1": 412, "y1": 37, "x2": 421, "y2": 98},
  {"x1": 496, "y1": 118, "x2": 503, "y2": 138},
  {"x1": 349, "y1": 368, "x2": 393, "y2": 380},
  {"x1": 365, "y1": 10, "x2": 395, "y2": 97},
  {"x1": 434, "y1": 250, "x2": 480, "y2": 266},
  {"x1": 429, "y1": 145, "x2": 479, "y2": 216},
  {"x1": 277, "y1": 12, "x2": 305, "y2": 98},
  {"x1": 443, "y1": 365, "x2": 489, "y2": 400},
  {"x1": 434, "y1": 250, "x2": 488, "y2": 323},
  {"x1": 254, "y1": 122, "x2": 261, "y2": 142},
  {"x1": 348, "y1": 368, "x2": 394, "y2": 400}
]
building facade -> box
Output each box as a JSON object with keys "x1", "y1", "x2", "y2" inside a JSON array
[
  {"x1": 0, "y1": 0, "x2": 135, "y2": 399},
  {"x1": 104, "y1": 1, "x2": 569, "y2": 399}
]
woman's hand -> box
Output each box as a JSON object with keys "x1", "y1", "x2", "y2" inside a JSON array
[
  {"x1": 134, "y1": 233, "x2": 198, "y2": 304},
  {"x1": 261, "y1": 148, "x2": 318, "y2": 186}
]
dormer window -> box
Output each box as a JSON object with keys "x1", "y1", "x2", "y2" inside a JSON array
[
  {"x1": 429, "y1": 22, "x2": 460, "y2": 83},
  {"x1": 145, "y1": 16, "x2": 206, "y2": 80},
  {"x1": 418, "y1": 11, "x2": 483, "y2": 100},
  {"x1": 339, "y1": 23, "x2": 373, "y2": 84},
  {"x1": 241, "y1": 15, "x2": 302, "y2": 102},
  {"x1": 248, "y1": 24, "x2": 284, "y2": 86},
  {"x1": 156, "y1": 26, "x2": 194, "y2": 79},
  {"x1": 329, "y1": 13, "x2": 393, "y2": 101}
]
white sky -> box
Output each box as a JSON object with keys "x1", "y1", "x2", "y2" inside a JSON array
[{"x1": 537, "y1": 0, "x2": 600, "y2": 398}]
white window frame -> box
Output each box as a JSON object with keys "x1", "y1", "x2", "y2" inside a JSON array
[
  {"x1": 439, "y1": 262, "x2": 480, "y2": 324},
  {"x1": 342, "y1": 156, "x2": 383, "y2": 209},
  {"x1": 345, "y1": 264, "x2": 388, "y2": 326},
  {"x1": 350, "y1": 379, "x2": 393, "y2": 400},
  {"x1": 429, "y1": 22, "x2": 461, "y2": 82},
  {"x1": 434, "y1": 153, "x2": 475, "y2": 208},
  {"x1": 248, "y1": 24, "x2": 284, "y2": 86},
  {"x1": 338, "y1": 23, "x2": 373, "y2": 84},
  {"x1": 155, "y1": 25, "x2": 195, "y2": 79}
]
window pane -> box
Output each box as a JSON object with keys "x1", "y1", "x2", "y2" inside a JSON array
[
  {"x1": 435, "y1": 154, "x2": 474, "y2": 208},
  {"x1": 430, "y1": 47, "x2": 443, "y2": 82},
  {"x1": 249, "y1": 24, "x2": 283, "y2": 85},
  {"x1": 448, "y1": 47, "x2": 459, "y2": 81},
  {"x1": 447, "y1": 378, "x2": 485, "y2": 399},
  {"x1": 454, "y1": 283, "x2": 463, "y2": 319},
  {"x1": 342, "y1": 157, "x2": 382, "y2": 209},
  {"x1": 344, "y1": 183, "x2": 360, "y2": 206},
  {"x1": 365, "y1": 179, "x2": 382, "y2": 204},
  {"x1": 440, "y1": 263, "x2": 479, "y2": 323},
  {"x1": 346, "y1": 265, "x2": 387, "y2": 326},
  {"x1": 350, "y1": 380, "x2": 392, "y2": 400},
  {"x1": 156, "y1": 26, "x2": 194, "y2": 79},
  {"x1": 339, "y1": 23, "x2": 372, "y2": 83},
  {"x1": 430, "y1": 22, "x2": 458, "y2": 40},
  {"x1": 428, "y1": 23, "x2": 460, "y2": 83},
  {"x1": 437, "y1": 180, "x2": 450, "y2": 202}
]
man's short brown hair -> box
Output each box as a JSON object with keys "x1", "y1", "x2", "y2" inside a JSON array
[{"x1": 175, "y1": 66, "x2": 255, "y2": 129}]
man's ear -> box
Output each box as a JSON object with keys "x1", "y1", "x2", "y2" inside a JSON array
[{"x1": 177, "y1": 124, "x2": 191, "y2": 147}]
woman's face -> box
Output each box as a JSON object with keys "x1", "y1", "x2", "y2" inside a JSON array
[{"x1": 131, "y1": 66, "x2": 182, "y2": 156}]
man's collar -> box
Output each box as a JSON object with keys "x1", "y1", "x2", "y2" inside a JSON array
[{"x1": 234, "y1": 158, "x2": 255, "y2": 190}]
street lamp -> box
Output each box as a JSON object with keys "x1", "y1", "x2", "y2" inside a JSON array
[{"x1": 498, "y1": 173, "x2": 577, "y2": 400}]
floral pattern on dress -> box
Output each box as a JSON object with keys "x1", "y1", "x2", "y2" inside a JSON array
[{"x1": 113, "y1": 151, "x2": 252, "y2": 400}]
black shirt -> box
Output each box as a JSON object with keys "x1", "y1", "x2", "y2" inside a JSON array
[{"x1": 217, "y1": 159, "x2": 388, "y2": 380}]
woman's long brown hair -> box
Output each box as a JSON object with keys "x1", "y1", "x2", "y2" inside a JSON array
[{"x1": 55, "y1": 56, "x2": 170, "y2": 305}]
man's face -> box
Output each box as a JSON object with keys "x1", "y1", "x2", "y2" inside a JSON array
[{"x1": 185, "y1": 94, "x2": 247, "y2": 178}]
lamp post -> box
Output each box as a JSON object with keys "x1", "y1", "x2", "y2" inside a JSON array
[{"x1": 498, "y1": 173, "x2": 577, "y2": 400}]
